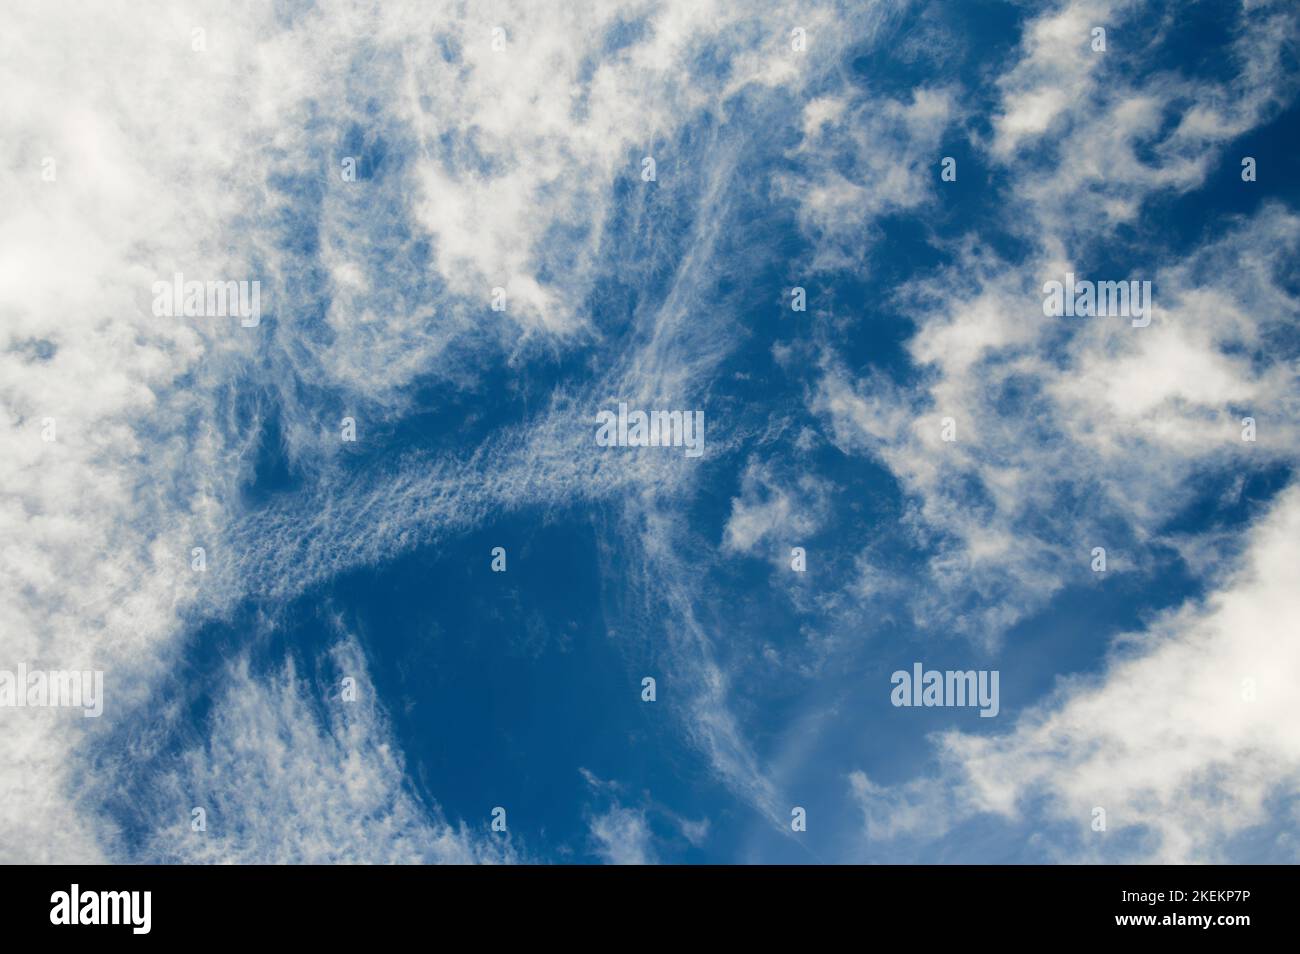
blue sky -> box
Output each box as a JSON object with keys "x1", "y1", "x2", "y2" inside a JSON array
[{"x1": 3, "y1": 0, "x2": 1300, "y2": 864}]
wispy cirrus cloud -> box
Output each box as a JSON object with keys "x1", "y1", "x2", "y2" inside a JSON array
[
  {"x1": 0, "y1": 0, "x2": 900, "y2": 864},
  {"x1": 122, "y1": 628, "x2": 516, "y2": 864}
]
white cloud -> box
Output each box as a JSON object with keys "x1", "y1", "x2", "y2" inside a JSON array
[
  {"x1": 589, "y1": 805, "x2": 656, "y2": 865},
  {"x1": 814, "y1": 196, "x2": 1299, "y2": 646},
  {"x1": 854, "y1": 481, "x2": 1300, "y2": 862},
  {"x1": 990, "y1": 0, "x2": 1125, "y2": 158},
  {"x1": 778, "y1": 85, "x2": 958, "y2": 270},
  {"x1": 990, "y1": 0, "x2": 1298, "y2": 234},
  {"x1": 722, "y1": 457, "x2": 831, "y2": 556}
]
